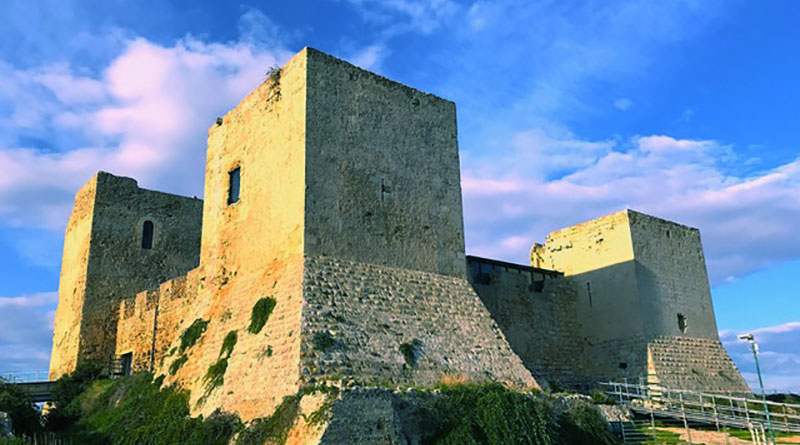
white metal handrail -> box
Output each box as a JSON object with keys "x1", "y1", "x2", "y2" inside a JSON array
[
  {"x1": 0, "y1": 370, "x2": 51, "y2": 383},
  {"x1": 601, "y1": 381, "x2": 800, "y2": 434}
]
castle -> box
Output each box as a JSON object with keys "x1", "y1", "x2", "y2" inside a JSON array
[{"x1": 49, "y1": 47, "x2": 749, "y2": 424}]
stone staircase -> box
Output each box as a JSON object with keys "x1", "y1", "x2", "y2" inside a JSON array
[{"x1": 647, "y1": 336, "x2": 750, "y2": 394}]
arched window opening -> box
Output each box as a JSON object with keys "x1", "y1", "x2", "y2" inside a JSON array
[{"x1": 142, "y1": 220, "x2": 154, "y2": 249}]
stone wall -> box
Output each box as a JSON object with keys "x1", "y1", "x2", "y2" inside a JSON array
[
  {"x1": 301, "y1": 255, "x2": 536, "y2": 388},
  {"x1": 628, "y1": 211, "x2": 719, "y2": 340},
  {"x1": 50, "y1": 172, "x2": 203, "y2": 379},
  {"x1": 647, "y1": 336, "x2": 749, "y2": 394},
  {"x1": 50, "y1": 176, "x2": 98, "y2": 379},
  {"x1": 304, "y1": 48, "x2": 466, "y2": 279},
  {"x1": 115, "y1": 269, "x2": 202, "y2": 373},
  {"x1": 470, "y1": 269, "x2": 588, "y2": 389}
]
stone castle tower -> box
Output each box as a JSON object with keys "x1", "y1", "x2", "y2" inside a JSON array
[
  {"x1": 51, "y1": 48, "x2": 535, "y2": 420},
  {"x1": 50, "y1": 47, "x2": 748, "y2": 427},
  {"x1": 528, "y1": 210, "x2": 748, "y2": 392}
]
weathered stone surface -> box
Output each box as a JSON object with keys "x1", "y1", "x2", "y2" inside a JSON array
[
  {"x1": 50, "y1": 172, "x2": 203, "y2": 379},
  {"x1": 527, "y1": 209, "x2": 747, "y2": 393},
  {"x1": 301, "y1": 255, "x2": 536, "y2": 388}
]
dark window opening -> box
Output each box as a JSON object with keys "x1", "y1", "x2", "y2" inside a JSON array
[
  {"x1": 618, "y1": 362, "x2": 628, "y2": 370},
  {"x1": 228, "y1": 167, "x2": 241, "y2": 205},
  {"x1": 677, "y1": 313, "x2": 688, "y2": 333},
  {"x1": 141, "y1": 221, "x2": 154, "y2": 249}
]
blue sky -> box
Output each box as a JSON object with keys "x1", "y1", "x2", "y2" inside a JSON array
[{"x1": 0, "y1": 0, "x2": 798, "y2": 392}]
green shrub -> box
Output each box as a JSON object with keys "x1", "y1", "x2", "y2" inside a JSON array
[
  {"x1": 399, "y1": 339, "x2": 423, "y2": 367},
  {"x1": 55, "y1": 373, "x2": 242, "y2": 445},
  {"x1": 179, "y1": 319, "x2": 209, "y2": 353},
  {"x1": 311, "y1": 331, "x2": 335, "y2": 352},
  {"x1": 421, "y1": 384, "x2": 554, "y2": 445},
  {"x1": 169, "y1": 354, "x2": 189, "y2": 375},
  {"x1": 590, "y1": 389, "x2": 615, "y2": 405},
  {"x1": 0, "y1": 380, "x2": 41, "y2": 436},
  {"x1": 46, "y1": 361, "x2": 106, "y2": 432},
  {"x1": 248, "y1": 297, "x2": 276, "y2": 334},
  {"x1": 0, "y1": 437, "x2": 28, "y2": 445}
]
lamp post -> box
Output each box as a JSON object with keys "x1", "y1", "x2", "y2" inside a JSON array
[{"x1": 738, "y1": 333, "x2": 775, "y2": 444}]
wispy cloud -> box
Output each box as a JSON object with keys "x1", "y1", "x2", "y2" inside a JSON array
[
  {"x1": 0, "y1": 292, "x2": 57, "y2": 371},
  {"x1": 721, "y1": 323, "x2": 800, "y2": 393},
  {"x1": 0, "y1": 18, "x2": 292, "y2": 231},
  {"x1": 463, "y1": 133, "x2": 800, "y2": 284}
]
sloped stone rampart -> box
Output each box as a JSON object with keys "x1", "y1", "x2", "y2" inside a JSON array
[
  {"x1": 647, "y1": 336, "x2": 750, "y2": 394},
  {"x1": 300, "y1": 255, "x2": 537, "y2": 388}
]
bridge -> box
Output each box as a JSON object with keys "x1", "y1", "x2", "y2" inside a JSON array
[
  {"x1": 0, "y1": 371, "x2": 56, "y2": 403},
  {"x1": 602, "y1": 380, "x2": 800, "y2": 444}
]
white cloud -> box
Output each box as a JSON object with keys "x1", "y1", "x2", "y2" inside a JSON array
[
  {"x1": 344, "y1": 0, "x2": 461, "y2": 36},
  {"x1": 0, "y1": 28, "x2": 292, "y2": 230},
  {"x1": 613, "y1": 97, "x2": 633, "y2": 111},
  {"x1": 463, "y1": 133, "x2": 800, "y2": 284},
  {"x1": 348, "y1": 44, "x2": 388, "y2": 71},
  {"x1": 0, "y1": 292, "x2": 56, "y2": 371},
  {"x1": 720, "y1": 323, "x2": 800, "y2": 393}
]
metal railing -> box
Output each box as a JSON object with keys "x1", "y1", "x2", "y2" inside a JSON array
[
  {"x1": 602, "y1": 380, "x2": 800, "y2": 443},
  {"x1": 0, "y1": 370, "x2": 51, "y2": 383}
]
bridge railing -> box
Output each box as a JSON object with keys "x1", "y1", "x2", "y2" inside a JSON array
[{"x1": 0, "y1": 370, "x2": 51, "y2": 383}]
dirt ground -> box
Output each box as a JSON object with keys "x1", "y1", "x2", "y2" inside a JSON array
[{"x1": 660, "y1": 426, "x2": 800, "y2": 444}]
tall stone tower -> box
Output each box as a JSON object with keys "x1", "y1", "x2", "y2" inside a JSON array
[
  {"x1": 145, "y1": 48, "x2": 536, "y2": 420},
  {"x1": 531, "y1": 210, "x2": 748, "y2": 392},
  {"x1": 49, "y1": 173, "x2": 202, "y2": 379}
]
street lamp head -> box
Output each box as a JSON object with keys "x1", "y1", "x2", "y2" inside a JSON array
[{"x1": 738, "y1": 333, "x2": 754, "y2": 342}]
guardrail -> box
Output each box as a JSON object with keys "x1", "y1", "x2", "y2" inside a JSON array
[
  {"x1": 602, "y1": 381, "x2": 800, "y2": 443},
  {"x1": 0, "y1": 370, "x2": 51, "y2": 383}
]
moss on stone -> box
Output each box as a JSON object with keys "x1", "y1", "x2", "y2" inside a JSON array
[
  {"x1": 203, "y1": 330, "x2": 238, "y2": 393},
  {"x1": 399, "y1": 339, "x2": 423, "y2": 367},
  {"x1": 311, "y1": 330, "x2": 335, "y2": 352},
  {"x1": 248, "y1": 297, "x2": 276, "y2": 334},
  {"x1": 179, "y1": 319, "x2": 209, "y2": 354},
  {"x1": 169, "y1": 354, "x2": 188, "y2": 376}
]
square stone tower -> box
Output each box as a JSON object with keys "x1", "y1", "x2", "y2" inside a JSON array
[
  {"x1": 150, "y1": 48, "x2": 535, "y2": 420},
  {"x1": 531, "y1": 210, "x2": 748, "y2": 392},
  {"x1": 49, "y1": 172, "x2": 203, "y2": 379}
]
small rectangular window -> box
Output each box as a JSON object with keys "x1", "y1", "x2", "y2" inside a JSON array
[{"x1": 228, "y1": 167, "x2": 240, "y2": 205}]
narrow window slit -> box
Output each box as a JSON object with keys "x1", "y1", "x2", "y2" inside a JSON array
[{"x1": 141, "y1": 221, "x2": 154, "y2": 249}]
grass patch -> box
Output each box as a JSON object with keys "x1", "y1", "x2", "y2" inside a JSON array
[
  {"x1": 52, "y1": 373, "x2": 242, "y2": 445},
  {"x1": 203, "y1": 330, "x2": 238, "y2": 394},
  {"x1": 248, "y1": 297, "x2": 276, "y2": 334},
  {"x1": 311, "y1": 331, "x2": 335, "y2": 352},
  {"x1": 169, "y1": 354, "x2": 189, "y2": 375},
  {"x1": 399, "y1": 339, "x2": 423, "y2": 367},
  {"x1": 179, "y1": 319, "x2": 209, "y2": 354},
  {"x1": 406, "y1": 383, "x2": 616, "y2": 445},
  {"x1": 590, "y1": 389, "x2": 615, "y2": 405}
]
